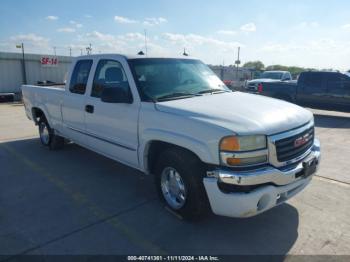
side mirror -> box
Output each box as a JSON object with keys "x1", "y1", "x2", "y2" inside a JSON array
[{"x1": 101, "y1": 87, "x2": 133, "y2": 104}]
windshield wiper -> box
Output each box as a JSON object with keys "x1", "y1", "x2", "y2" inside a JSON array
[
  {"x1": 156, "y1": 92, "x2": 196, "y2": 101},
  {"x1": 196, "y1": 89, "x2": 230, "y2": 95}
]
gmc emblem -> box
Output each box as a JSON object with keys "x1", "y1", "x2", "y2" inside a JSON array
[{"x1": 294, "y1": 133, "x2": 311, "y2": 148}]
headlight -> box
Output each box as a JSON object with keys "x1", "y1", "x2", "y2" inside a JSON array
[
  {"x1": 220, "y1": 135, "x2": 267, "y2": 167},
  {"x1": 220, "y1": 135, "x2": 266, "y2": 151}
]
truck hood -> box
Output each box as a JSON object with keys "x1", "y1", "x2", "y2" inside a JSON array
[{"x1": 155, "y1": 92, "x2": 313, "y2": 136}]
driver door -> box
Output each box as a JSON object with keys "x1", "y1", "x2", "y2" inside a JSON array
[{"x1": 84, "y1": 58, "x2": 140, "y2": 168}]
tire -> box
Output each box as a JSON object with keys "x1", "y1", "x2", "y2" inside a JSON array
[
  {"x1": 38, "y1": 117, "x2": 64, "y2": 150},
  {"x1": 155, "y1": 148, "x2": 209, "y2": 221}
]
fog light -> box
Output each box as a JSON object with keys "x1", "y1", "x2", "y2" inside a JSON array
[{"x1": 257, "y1": 194, "x2": 270, "y2": 211}]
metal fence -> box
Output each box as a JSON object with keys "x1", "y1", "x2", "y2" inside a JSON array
[
  {"x1": 0, "y1": 52, "x2": 259, "y2": 96},
  {"x1": 0, "y1": 52, "x2": 73, "y2": 95}
]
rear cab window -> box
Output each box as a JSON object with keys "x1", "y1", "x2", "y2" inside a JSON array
[
  {"x1": 326, "y1": 73, "x2": 350, "y2": 90},
  {"x1": 300, "y1": 72, "x2": 325, "y2": 91},
  {"x1": 69, "y1": 60, "x2": 93, "y2": 94}
]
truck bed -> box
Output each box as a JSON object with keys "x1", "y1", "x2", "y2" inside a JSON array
[
  {"x1": 255, "y1": 81, "x2": 298, "y2": 102},
  {"x1": 21, "y1": 84, "x2": 65, "y2": 129}
]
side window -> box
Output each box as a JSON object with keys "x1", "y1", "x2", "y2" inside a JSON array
[
  {"x1": 286, "y1": 73, "x2": 292, "y2": 80},
  {"x1": 92, "y1": 60, "x2": 130, "y2": 98},
  {"x1": 69, "y1": 60, "x2": 93, "y2": 94},
  {"x1": 326, "y1": 73, "x2": 342, "y2": 90},
  {"x1": 303, "y1": 73, "x2": 324, "y2": 91},
  {"x1": 339, "y1": 74, "x2": 350, "y2": 90}
]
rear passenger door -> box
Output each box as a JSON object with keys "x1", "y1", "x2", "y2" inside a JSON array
[
  {"x1": 298, "y1": 72, "x2": 328, "y2": 105},
  {"x1": 326, "y1": 73, "x2": 350, "y2": 106},
  {"x1": 84, "y1": 59, "x2": 140, "y2": 168},
  {"x1": 61, "y1": 59, "x2": 93, "y2": 145}
]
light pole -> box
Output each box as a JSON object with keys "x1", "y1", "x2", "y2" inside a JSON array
[
  {"x1": 16, "y1": 43, "x2": 27, "y2": 85},
  {"x1": 235, "y1": 46, "x2": 241, "y2": 80},
  {"x1": 86, "y1": 43, "x2": 92, "y2": 55},
  {"x1": 144, "y1": 29, "x2": 148, "y2": 56}
]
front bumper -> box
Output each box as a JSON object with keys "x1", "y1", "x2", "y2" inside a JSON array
[{"x1": 203, "y1": 139, "x2": 321, "y2": 218}]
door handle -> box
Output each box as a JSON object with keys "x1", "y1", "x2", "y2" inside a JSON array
[{"x1": 85, "y1": 105, "x2": 94, "y2": 114}]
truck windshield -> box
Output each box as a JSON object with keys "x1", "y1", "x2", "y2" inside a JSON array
[
  {"x1": 128, "y1": 58, "x2": 230, "y2": 101},
  {"x1": 260, "y1": 72, "x2": 283, "y2": 80}
]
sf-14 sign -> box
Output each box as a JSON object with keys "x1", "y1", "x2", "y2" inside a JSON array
[{"x1": 41, "y1": 56, "x2": 58, "y2": 67}]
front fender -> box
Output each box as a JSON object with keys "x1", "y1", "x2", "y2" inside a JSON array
[{"x1": 139, "y1": 128, "x2": 217, "y2": 173}]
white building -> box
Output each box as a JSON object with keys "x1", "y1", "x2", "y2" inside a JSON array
[{"x1": 0, "y1": 52, "x2": 72, "y2": 99}]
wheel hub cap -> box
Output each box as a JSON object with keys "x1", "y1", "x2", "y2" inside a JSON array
[
  {"x1": 160, "y1": 167, "x2": 187, "y2": 210},
  {"x1": 40, "y1": 123, "x2": 50, "y2": 145}
]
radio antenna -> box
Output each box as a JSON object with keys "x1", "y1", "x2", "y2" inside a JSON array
[{"x1": 144, "y1": 29, "x2": 148, "y2": 56}]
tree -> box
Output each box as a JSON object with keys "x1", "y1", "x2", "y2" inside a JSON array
[
  {"x1": 243, "y1": 61, "x2": 265, "y2": 71},
  {"x1": 266, "y1": 65, "x2": 315, "y2": 78}
]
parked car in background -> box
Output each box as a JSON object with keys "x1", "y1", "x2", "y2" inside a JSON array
[
  {"x1": 245, "y1": 71, "x2": 292, "y2": 92},
  {"x1": 248, "y1": 71, "x2": 350, "y2": 108},
  {"x1": 21, "y1": 54, "x2": 321, "y2": 220}
]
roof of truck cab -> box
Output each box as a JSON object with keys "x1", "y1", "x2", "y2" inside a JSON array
[
  {"x1": 75, "y1": 54, "x2": 198, "y2": 60},
  {"x1": 263, "y1": 70, "x2": 289, "y2": 73}
]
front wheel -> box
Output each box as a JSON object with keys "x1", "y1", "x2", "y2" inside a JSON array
[{"x1": 155, "y1": 148, "x2": 209, "y2": 220}]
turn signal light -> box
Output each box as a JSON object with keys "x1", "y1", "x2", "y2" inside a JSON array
[
  {"x1": 220, "y1": 137, "x2": 240, "y2": 151},
  {"x1": 226, "y1": 158, "x2": 242, "y2": 166}
]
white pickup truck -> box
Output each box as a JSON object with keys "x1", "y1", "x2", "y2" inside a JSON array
[{"x1": 22, "y1": 54, "x2": 321, "y2": 220}]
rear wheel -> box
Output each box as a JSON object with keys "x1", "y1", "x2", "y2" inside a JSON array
[
  {"x1": 155, "y1": 148, "x2": 209, "y2": 220},
  {"x1": 38, "y1": 117, "x2": 64, "y2": 150}
]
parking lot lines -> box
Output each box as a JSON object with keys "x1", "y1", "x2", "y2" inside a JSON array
[
  {"x1": 0, "y1": 142, "x2": 166, "y2": 256},
  {"x1": 0, "y1": 103, "x2": 349, "y2": 255}
]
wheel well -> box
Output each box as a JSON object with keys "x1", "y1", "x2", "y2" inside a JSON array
[
  {"x1": 146, "y1": 141, "x2": 201, "y2": 175},
  {"x1": 31, "y1": 107, "x2": 46, "y2": 124}
]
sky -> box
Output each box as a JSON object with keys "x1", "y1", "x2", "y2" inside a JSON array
[{"x1": 1, "y1": 0, "x2": 350, "y2": 70}]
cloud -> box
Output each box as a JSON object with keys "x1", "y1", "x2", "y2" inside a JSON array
[
  {"x1": 143, "y1": 17, "x2": 167, "y2": 26},
  {"x1": 46, "y1": 16, "x2": 58, "y2": 21},
  {"x1": 86, "y1": 31, "x2": 116, "y2": 42},
  {"x1": 309, "y1": 21, "x2": 319, "y2": 27},
  {"x1": 11, "y1": 33, "x2": 49, "y2": 44},
  {"x1": 120, "y1": 32, "x2": 145, "y2": 41},
  {"x1": 78, "y1": 31, "x2": 167, "y2": 55},
  {"x1": 297, "y1": 21, "x2": 319, "y2": 29},
  {"x1": 240, "y1": 23, "x2": 256, "y2": 32},
  {"x1": 261, "y1": 38, "x2": 344, "y2": 53},
  {"x1": 162, "y1": 33, "x2": 243, "y2": 52},
  {"x1": 342, "y1": 24, "x2": 350, "y2": 30},
  {"x1": 262, "y1": 43, "x2": 301, "y2": 52},
  {"x1": 84, "y1": 31, "x2": 145, "y2": 47},
  {"x1": 70, "y1": 20, "x2": 83, "y2": 28},
  {"x1": 217, "y1": 30, "x2": 237, "y2": 36},
  {"x1": 114, "y1": 16, "x2": 138, "y2": 24},
  {"x1": 9, "y1": 33, "x2": 50, "y2": 51},
  {"x1": 114, "y1": 16, "x2": 168, "y2": 26},
  {"x1": 57, "y1": 27, "x2": 76, "y2": 33},
  {"x1": 84, "y1": 14, "x2": 92, "y2": 19}
]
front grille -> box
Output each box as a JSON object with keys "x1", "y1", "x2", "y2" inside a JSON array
[{"x1": 275, "y1": 126, "x2": 314, "y2": 162}]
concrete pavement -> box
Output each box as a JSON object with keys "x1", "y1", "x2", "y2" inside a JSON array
[{"x1": 0, "y1": 103, "x2": 349, "y2": 257}]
